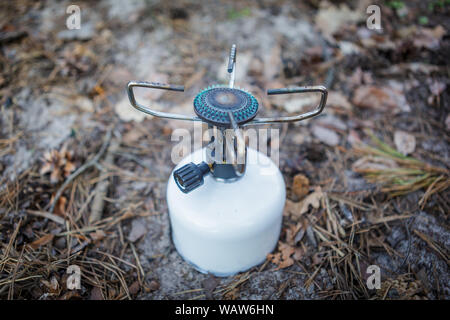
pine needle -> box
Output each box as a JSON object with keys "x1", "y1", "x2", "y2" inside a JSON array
[{"x1": 352, "y1": 132, "x2": 449, "y2": 202}]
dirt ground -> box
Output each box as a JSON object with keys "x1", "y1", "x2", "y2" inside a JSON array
[{"x1": 0, "y1": 0, "x2": 449, "y2": 300}]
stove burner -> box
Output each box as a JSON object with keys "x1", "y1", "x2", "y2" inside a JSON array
[{"x1": 194, "y1": 86, "x2": 258, "y2": 127}]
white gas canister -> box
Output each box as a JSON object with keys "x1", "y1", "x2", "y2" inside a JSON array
[
  {"x1": 126, "y1": 44, "x2": 327, "y2": 277},
  {"x1": 167, "y1": 147, "x2": 285, "y2": 276}
]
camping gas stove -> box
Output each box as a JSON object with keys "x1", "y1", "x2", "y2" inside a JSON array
[{"x1": 127, "y1": 45, "x2": 327, "y2": 276}]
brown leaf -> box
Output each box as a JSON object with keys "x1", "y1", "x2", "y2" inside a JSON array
[
  {"x1": 30, "y1": 234, "x2": 54, "y2": 249},
  {"x1": 127, "y1": 219, "x2": 147, "y2": 242},
  {"x1": 285, "y1": 222, "x2": 303, "y2": 246},
  {"x1": 41, "y1": 145, "x2": 77, "y2": 183},
  {"x1": 347, "y1": 129, "x2": 362, "y2": 146},
  {"x1": 327, "y1": 91, "x2": 352, "y2": 110},
  {"x1": 296, "y1": 187, "x2": 324, "y2": 218},
  {"x1": 413, "y1": 25, "x2": 446, "y2": 50},
  {"x1": 39, "y1": 162, "x2": 53, "y2": 175},
  {"x1": 267, "y1": 242, "x2": 295, "y2": 270},
  {"x1": 283, "y1": 199, "x2": 298, "y2": 217},
  {"x1": 312, "y1": 125, "x2": 340, "y2": 147},
  {"x1": 427, "y1": 80, "x2": 446, "y2": 105},
  {"x1": 41, "y1": 276, "x2": 60, "y2": 294},
  {"x1": 292, "y1": 174, "x2": 309, "y2": 200},
  {"x1": 352, "y1": 85, "x2": 411, "y2": 113},
  {"x1": 293, "y1": 248, "x2": 304, "y2": 261},
  {"x1": 90, "y1": 229, "x2": 106, "y2": 242},
  {"x1": 148, "y1": 280, "x2": 160, "y2": 291},
  {"x1": 90, "y1": 286, "x2": 104, "y2": 300},
  {"x1": 54, "y1": 196, "x2": 67, "y2": 217},
  {"x1": 284, "y1": 187, "x2": 324, "y2": 219},
  {"x1": 50, "y1": 167, "x2": 61, "y2": 184},
  {"x1": 224, "y1": 287, "x2": 240, "y2": 300},
  {"x1": 64, "y1": 161, "x2": 76, "y2": 177},
  {"x1": 123, "y1": 129, "x2": 144, "y2": 144},
  {"x1": 315, "y1": 3, "x2": 363, "y2": 42},
  {"x1": 202, "y1": 275, "x2": 218, "y2": 299},
  {"x1": 128, "y1": 281, "x2": 140, "y2": 295},
  {"x1": 348, "y1": 67, "x2": 373, "y2": 88},
  {"x1": 394, "y1": 131, "x2": 416, "y2": 155},
  {"x1": 144, "y1": 280, "x2": 160, "y2": 293}
]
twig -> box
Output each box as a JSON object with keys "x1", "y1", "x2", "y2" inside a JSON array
[
  {"x1": 413, "y1": 230, "x2": 449, "y2": 266},
  {"x1": 1, "y1": 218, "x2": 21, "y2": 273},
  {"x1": 49, "y1": 128, "x2": 112, "y2": 213},
  {"x1": 26, "y1": 210, "x2": 65, "y2": 225},
  {"x1": 89, "y1": 137, "x2": 120, "y2": 224}
]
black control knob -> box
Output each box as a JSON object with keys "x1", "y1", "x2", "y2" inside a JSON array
[{"x1": 173, "y1": 162, "x2": 210, "y2": 193}]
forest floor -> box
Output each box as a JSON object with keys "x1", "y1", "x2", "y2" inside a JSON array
[{"x1": 0, "y1": 0, "x2": 449, "y2": 300}]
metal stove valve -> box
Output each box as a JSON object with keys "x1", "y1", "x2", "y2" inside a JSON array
[{"x1": 173, "y1": 161, "x2": 210, "y2": 193}]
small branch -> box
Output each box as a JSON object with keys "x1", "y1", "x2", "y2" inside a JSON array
[
  {"x1": 26, "y1": 210, "x2": 65, "y2": 225},
  {"x1": 89, "y1": 137, "x2": 120, "y2": 224},
  {"x1": 49, "y1": 128, "x2": 113, "y2": 213}
]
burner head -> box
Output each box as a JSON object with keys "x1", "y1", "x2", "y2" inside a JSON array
[{"x1": 194, "y1": 86, "x2": 258, "y2": 127}]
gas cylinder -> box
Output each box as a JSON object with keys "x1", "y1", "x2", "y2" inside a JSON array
[{"x1": 127, "y1": 45, "x2": 327, "y2": 276}]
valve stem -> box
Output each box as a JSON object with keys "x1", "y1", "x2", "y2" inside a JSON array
[{"x1": 228, "y1": 44, "x2": 237, "y2": 88}]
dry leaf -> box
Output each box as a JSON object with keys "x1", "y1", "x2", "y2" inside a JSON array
[
  {"x1": 127, "y1": 219, "x2": 147, "y2": 242},
  {"x1": 267, "y1": 242, "x2": 295, "y2": 270},
  {"x1": 293, "y1": 248, "x2": 304, "y2": 261},
  {"x1": 394, "y1": 131, "x2": 416, "y2": 155},
  {"x1": 74, "y1": 96, "x2": 94, "y2": 112},
  {"x1": 413, "y1": 25, "x2": 446, "y2": 50},
  {"x1": 312, "y1": 125, "x2": 340, "y2": 146},
  {"x1": 40, "y1": 144, "x2": 76, "y2": 184},
  {"x1": 146, "y1": 280, "x2": 159, "y2": 292},
  {"x1": 315, "y1": 3, "x2": 363, "y2": 42},
  {"x1": 347, "y1": 129, "x2": 362, "y2": 146},
  {"x1": 292, "y1": 174, "x2": 309, "y2": 200},
  {"x1": 41, "y1": 276, "x2": 60, "y2": 294},
  {"x1": 297, "y1": 187, "x2": 324, "y2": 217},
  {"x1": 30, "y1": 234, "x2": 54, "y2": 249},
  {"x1": 123, "y1": 129, "x2": 144, "y2": 144},
  {"x1": 53, "y1": 196, "x2": 67, "y2": 217},
  {"x1": 285, "y1": 222, "x2": 303, "y2": 246},
  {"x1": 348, "y1": 67, "x2": 373, "y2": 88},
  {"x1": 224, "y1": 287, "x2": 240, "y2": 300},
  {"x1": 427, "y1": 80, "x2": 446, "y2": 105},
  {"x1": 202, "y1": 275, "x2": 219, "y2": 299},
  {"x1": 128, "y1": 281, "x2": 140, "y2": 295},
  {"x1": 284, "y1": 187, "x2": 324, "y2": 219},
  {"x1": 283, "y1": 199, "x2": 298, "y2": 217},
  {"x1": 89, "y1": 286, "x2": 104, "y2": 300},
  {"x1": 327, "y1": 91, "x2": 352, "y2": 110},
  {"x1": 90, "y1": 229, "x2": 106, "y2": 242},
  {"x1": 352, "y1": 85, "x2": 411, "y2": 113}
]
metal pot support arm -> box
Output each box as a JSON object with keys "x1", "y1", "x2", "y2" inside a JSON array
[
  {"x1": 127, "y1": 81, "x2": 201, "y2": 122},
  {"x1": 243, "y1": 85, "x2": 328, "y2": 126}
]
